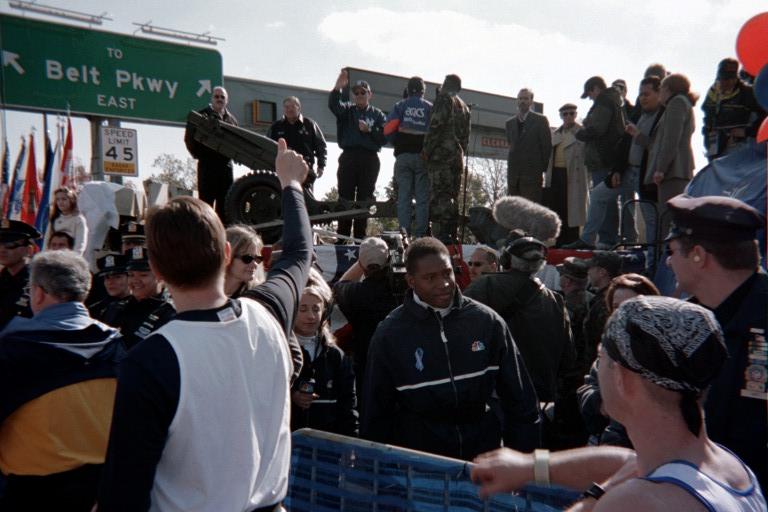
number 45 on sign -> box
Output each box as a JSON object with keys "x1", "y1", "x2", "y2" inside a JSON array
[{"x1": 100, "y1": 126, "x2": 138, "y2": 177}]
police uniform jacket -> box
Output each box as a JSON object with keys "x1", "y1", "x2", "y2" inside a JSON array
[
  {"x1": 700, "y1": 271, "x2": 767, "y2": 489},
  {"x1": 361, "y1": 289, "x2": 540, "y2": 461},
  {"x1": 0, "y1": 265, "x2": 32, "y2": 331},
  {"x1": 101, "y1": 292, "x2": 175, "y2": 350},
  {"x1": 290, "y1": 334, "x2": 358, "y2": 437}
]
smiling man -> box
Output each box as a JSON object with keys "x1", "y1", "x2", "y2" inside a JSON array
[{"x1": 361, "y1": 237, "x2": 540, "y2": 460}]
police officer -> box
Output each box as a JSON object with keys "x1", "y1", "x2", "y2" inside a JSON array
[
  {"x1": 101, "y1": 247, "x2": 175, "y2": 350},
  {"x1": 120, "y1": 220, "x2": 145, "y2": 253},
  {"x1": 664, "y1": 194, "x2": 767, "y2": 489},
  {"x1": 88, "y1": 253, "x2": 130, "y2": 322},
  {"x1": 0, "y1": 219, "x2": 41, "y2": 331}
]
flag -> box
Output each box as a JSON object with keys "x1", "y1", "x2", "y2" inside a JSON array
[
  {"x1": 35, "y1": 120, "x2": 58, "y2": 242},
  {"x1": 20, "y1": 132, "x2": 41, "y2": 225},
  {"x1": 314, "y1": 245, "x2": 360, "y2": 284},
  {"x1": 60, "y1": 116, "x2": 74, "y2": 188},
  {"x1": 0, "y1": 139, "x2": 9, "y2": 216},
  {"x1": 7, "y1": 138, "x2": 27, "y2": 219}
]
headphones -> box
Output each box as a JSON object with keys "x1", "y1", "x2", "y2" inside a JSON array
[{"x1": 499, "y1": 232, "x2": 547, "y2": 269}]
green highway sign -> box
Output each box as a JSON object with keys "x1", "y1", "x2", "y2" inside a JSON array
[{"x1": 0, "y1": 14, "x2": 223, "y2": 124}]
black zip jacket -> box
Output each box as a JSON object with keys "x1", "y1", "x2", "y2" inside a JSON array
[
  {"x1": 291, "y1": 335, "x2": 358, "y2": 437},
  {"x1": 361, "y1": 289, "x2": 540, "y2": 460}
]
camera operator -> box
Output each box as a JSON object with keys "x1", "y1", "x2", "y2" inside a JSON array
[{"x1": 334, "y1": 237, "x2": 399, "y2": 407}]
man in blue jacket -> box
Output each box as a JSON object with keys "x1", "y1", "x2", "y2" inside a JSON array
[
  {"x1": 384, "y1": 76, "x2": 433, "y2": 237},
  {"x1": 0, "y1": 250, "x2": 122, "y2": 511},
  {"x1": 328, "y1": 69, "x2": 387, "y2": 242},
  {"x1": 362, "y1": 237, "x2": 540, "y2": 460}
]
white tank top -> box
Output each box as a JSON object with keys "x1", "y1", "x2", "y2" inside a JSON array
[
  {"x1": 644, "y1": 454, "x2": 766, "y2": 512},
  {"x1": 149, "y1": 299, "x2": 292, "y2": 512}
]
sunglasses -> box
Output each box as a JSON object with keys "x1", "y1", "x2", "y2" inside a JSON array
[
  {"x1": 237, "y1": 254, "x2": 263, "y2": 264},
  {"x1": 467, "y1": 261, "x2": 487, "y2": 267}
]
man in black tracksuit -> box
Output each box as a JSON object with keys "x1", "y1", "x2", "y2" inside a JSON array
[
  {"x1": 268, "y1": 96, "x2": 327, "y2": 192},
  {"x1": 361, "y1": 238, "x2": 540, "y2": 460}
]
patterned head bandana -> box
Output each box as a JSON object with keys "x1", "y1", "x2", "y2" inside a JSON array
[{"x1": 602, "y1": 296, "x2": 727, "y2": 394}]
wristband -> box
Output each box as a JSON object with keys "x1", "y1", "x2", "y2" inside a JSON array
[
  {"x1": 533, "y1": 449, "x2": 550, "y2": 486},
  {"x1": 581, "y1": 482, "x2": 606, "y2": 501}
]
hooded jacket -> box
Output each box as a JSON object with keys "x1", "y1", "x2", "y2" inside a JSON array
[{"x1": 576, "y1": 87, "x2": 625, "y2": 171}]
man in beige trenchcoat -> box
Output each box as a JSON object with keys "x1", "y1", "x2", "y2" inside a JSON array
[{"x1": 545, "y1": 103, "x2": 589, "y2": 246}]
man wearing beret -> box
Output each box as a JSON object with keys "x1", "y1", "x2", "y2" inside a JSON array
[
  {"x1": 582, "y1": 251, "x2": 622, "y2": 370},
  {"x1": 664, "y1": 194, "x2": 767, "y2": 489},
  {"x1": 557, "y1": 257, "x2": 593, "y2": 376},
  {"x1": 0, "y1": 219, "x2": 41, "y2": 331}
]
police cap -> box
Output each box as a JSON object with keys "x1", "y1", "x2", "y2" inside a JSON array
[
  {"x1": 120, "y1": 221, "x2": 145, "y2": 242},
  {"x1": 665, "y1": 195, "x2": 764, "y2": 243},
  {"x1": 0, "y1": 218, "x2": 42, "y2": 244},
  {"x1": 97, "y1": 253, "x2": 128, "y2": 276},
  {"x1": 125, "y1": 246, "x2": 150, "y2": 271}
]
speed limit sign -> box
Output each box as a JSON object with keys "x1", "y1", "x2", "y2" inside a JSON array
[{"x1": 100, "y1": 127, "x2": 138, "y2": 177}]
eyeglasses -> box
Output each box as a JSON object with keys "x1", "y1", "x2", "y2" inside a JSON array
[
  {"x1": 561, "y1": 111, "x2": 577, "y2": 117},
  {"x1": 237, "y1": 254, "x2": 263, "y2": 264}
]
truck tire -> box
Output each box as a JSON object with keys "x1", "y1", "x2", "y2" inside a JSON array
[{"x1": 224, "y1": 171, "x2": 283, "y2": 243}]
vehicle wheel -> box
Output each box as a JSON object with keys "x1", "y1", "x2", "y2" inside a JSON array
[{"x1": 224, "y1": 171, "x2": 283, "y2": 244}]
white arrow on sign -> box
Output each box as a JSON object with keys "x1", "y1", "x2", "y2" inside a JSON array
[
  {"x1": 2, "y1": 50, "x2": 25, "y2": 75},
  {"x1": 196, "y1": 79, "x2": 211, "y2": 98}
]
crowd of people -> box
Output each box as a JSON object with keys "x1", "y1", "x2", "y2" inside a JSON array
[{"x1": 0, "y1": 55, "x2": 766, "y2": 512}]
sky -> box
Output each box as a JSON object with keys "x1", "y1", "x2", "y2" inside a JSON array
[{"x1": 0, "y1": 0, "x2": 762, "y2": 201}]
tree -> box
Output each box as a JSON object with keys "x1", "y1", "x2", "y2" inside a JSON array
[
  {"x1": 151, "y1": 154, "x2": 197, "y2": 191},
  {"x1": 469, "y1": 157, "x2": 507, "y2": 206}
]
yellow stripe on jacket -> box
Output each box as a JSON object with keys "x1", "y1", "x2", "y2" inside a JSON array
[{"x1": 0, "y1": 378, "x2": 117, "y2": 475}]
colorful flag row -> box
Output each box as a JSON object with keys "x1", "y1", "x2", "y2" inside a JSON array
[{"x1": 0, "y1": 116, "x2": 75, "y2": 245}]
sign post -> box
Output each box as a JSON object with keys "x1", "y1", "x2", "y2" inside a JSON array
[
  {"x1": 0, "y1": 14, "x2": 223, "y2": 125},
  {"x1": 100, "y1": 126, "x2": 138, "y2": 177}
]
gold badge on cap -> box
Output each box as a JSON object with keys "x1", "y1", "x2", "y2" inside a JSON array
[{"x1": 1, "y1": 219, "x2": 9, "y2": 229}]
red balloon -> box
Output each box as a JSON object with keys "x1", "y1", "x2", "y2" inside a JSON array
[
  {"x1": 758, "y1": 117, "x2": 768, "y2": 143},
  {"x1": 736, "y1": 12, "x2": 768, "y2": 76}
]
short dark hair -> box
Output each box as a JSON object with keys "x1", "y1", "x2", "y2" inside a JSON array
[
  {"x1": 146, "y1": 197, "x2": 227, "y2": 289},
  {"x1": 644, "y1": 63, "x2": 667, "y2": 79},
  {"x1": 678, "y1": 237, "x2": 760, "y2": 271},
  {"x1": 443, "y1": 74, "x2": 462, "y2": 92},
  {"x1": 606, "y1": 273, "x2": 660, "y2": 313},
  {"x1": 48, "y1": 230, "x2": 75, "y2": 249},
  {"x1": 640, "y1": 76, "x2": 661, "y2": 91},
  {"x1": 405, "y1": 237, "x2": 449, "y2": 274}
]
